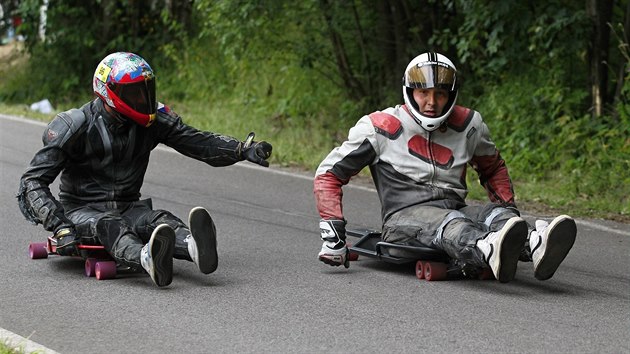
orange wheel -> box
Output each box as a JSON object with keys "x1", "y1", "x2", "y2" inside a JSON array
[
  {"x1": 415, "y1": 261, "x2": 425, "y2": 280},
  {"x1": 346, "y1": 243, "x2": 359, "y2": 261},
  {"x1": 424, "y1": 262, "x2": 448, "y2": 281}
]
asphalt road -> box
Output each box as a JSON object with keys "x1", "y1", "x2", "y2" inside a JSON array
[{"x1": 1, "y1": 113, "x2": 629, "y2": 354}]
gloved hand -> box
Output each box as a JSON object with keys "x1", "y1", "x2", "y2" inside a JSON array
[
  {"x1": 240, "y1": 132, "x2": 272, "y2": 167},
  {"x1": 54, "y1": 227, "x2": 80, "y2": 256},
  {"x1": 318, "y1": 219, "x2": 349, "y2": 268}
]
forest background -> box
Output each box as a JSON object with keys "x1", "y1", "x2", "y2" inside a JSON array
[{"x1": 0, "y1": 0, "x2": 628, "y2": 222}]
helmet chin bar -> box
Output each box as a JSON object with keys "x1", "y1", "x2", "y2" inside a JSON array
[
  {"x1": 401, "y1": 52, "x2": 459, "y2": 132},
  {"x1": 102, "y1": 104, "x2": 127, "y2": 124},
  {"x1": 402, "y1": 87, "x2": 457, "y2": 132},
  {"x1": 106, "y1": 86, "x2": 156, "y2": 127}
]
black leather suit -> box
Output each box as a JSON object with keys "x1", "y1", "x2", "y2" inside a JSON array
[{"x1": 17, "y1": 98, "x2": 244, "y2": 269}]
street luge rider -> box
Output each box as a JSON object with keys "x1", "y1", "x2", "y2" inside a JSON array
[
  {"x1": 18, "y1": 52, "x2": 272, "y2": 287},
  {"x1": 314, "y1": 52, "x2": 577, "y2": 283}
]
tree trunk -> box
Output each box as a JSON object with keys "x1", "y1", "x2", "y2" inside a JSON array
[
  {"x1": 613, "y1": 0, "x2": 630, "y2": 120},
  {"x1": 587, "y1": 0, "x2": 613, "y2": 117},
  {"x1": 319, "y1": 0, "x2": 366, "y2": 100}
]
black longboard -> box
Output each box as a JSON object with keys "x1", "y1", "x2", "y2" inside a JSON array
[{"x1": 346, "y1": 229, "x2": 493, "y2": 281}]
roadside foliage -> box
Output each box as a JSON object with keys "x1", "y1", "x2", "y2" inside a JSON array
[{"x1": 1, "y1": 0, "x2": 628, "y2": 220}]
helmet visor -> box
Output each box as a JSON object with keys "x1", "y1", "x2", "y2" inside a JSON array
[
  {"x1": 404, "y1": 64, "x2": 456, "y2": 91},
  {"x1": 111, "y1": 78, "x2": 157, "y2": 115}
]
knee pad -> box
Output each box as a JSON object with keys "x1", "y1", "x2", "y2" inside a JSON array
[
  {"x1": 149, "y1": 210, "x2": 187, "y2": 235},
  {"x1": 483, "y1": 206, "x2": 520, "y2": 230},
  {"x1": 438, "y1": 210, "x2": 467, "y2": 232},
  {"x1": 95, "y1": 215, "x2": 134, "y2": 250},
  {"x1": 435, "y1": 210, "x2": 469, "y2": 244}
]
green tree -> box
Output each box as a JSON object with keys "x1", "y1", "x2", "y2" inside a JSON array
[{"x1": 6, "y1": 0, "x2": 192, "y2": 103}]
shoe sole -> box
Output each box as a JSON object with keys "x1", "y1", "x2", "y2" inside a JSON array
[
  {"x1": 318, "y1": 254, "x2": 345, "y2": 267},
  {"x1": 318, "y1": 246, "x2": 350, "y2": 268},
  {"x1": 496, "y1": 218, "x2": 528, "y2": 283},
  {"x1": 534, "y1": 216, "x2": 577, "y2": 280},
  {"x1": 189, "y1": 207, "x2": 218, "y2": 274},
  {"x1": 150, "y1": 224, "x2": 175, "y2": 287}
]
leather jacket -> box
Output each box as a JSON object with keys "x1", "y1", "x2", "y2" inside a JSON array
[
  {"x1": 18, "y1": 98, "x2": 244, "y2": 233},
  {"x1": 314, "y1": 104, "x2": 515, "y2": 223}
]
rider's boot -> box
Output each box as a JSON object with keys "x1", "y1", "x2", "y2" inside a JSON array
[
  {"x1": 141, "y1": 224, "x2": 175, "y2": 287},
  {"x1": 186, "y1": 206, "x2": 218, "y2": 274},
  {"x1": 529, "y1": 215, "x2": 577, "y2": 280},
  {"x1": 476, "y1": 216, "x2": 528, "y2": 283},
  {"x1": 318, "y1": 240, "x2": 349, "y2": 268},
  {"x1": 318, "y1": 219, "x2": 349, "y2": 268}
]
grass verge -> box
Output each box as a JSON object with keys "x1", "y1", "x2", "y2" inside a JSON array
[
  {"x1": 1, "y1": 42, "x2": 627, "y2": 224},
  {"x1": 4, "y1": 99, "x2": 627, "y2": 223}
]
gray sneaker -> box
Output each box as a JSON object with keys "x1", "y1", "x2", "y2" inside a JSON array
[
  {"x1": 141, "y1": 224, "x2": 175, "y2": 287},
  {"x1": 187, "y1": 207, "x2": 218, "y2": 274},
  {"x1": 477, "y1": 217, "x2": 528, "y2": 283},
  {"x1": 530, "y1": 215, "x2": 577, "y2": 280}
]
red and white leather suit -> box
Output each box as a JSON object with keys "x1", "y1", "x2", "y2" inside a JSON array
[{"x1": 314, "y1": 104, "x2": 522, "y2": 266}]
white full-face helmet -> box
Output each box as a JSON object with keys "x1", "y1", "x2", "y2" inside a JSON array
[{"x1": 402, "y1": 52, "x2": 458, "y2": 131}]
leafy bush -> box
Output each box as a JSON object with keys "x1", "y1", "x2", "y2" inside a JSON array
[{"x1": 1, "y1": 0, "x2": 628, "y2": 221}]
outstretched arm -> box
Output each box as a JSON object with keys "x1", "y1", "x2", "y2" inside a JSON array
[{"x1": 158, "y1": 107, "x2": 272, "y2": 167}]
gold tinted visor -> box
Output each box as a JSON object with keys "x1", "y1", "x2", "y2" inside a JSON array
[{"x1": 404, "y1": 64, "x2": 456, "y2": 90}]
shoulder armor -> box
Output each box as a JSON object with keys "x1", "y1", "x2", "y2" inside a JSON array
[
  {"x1": 447, "y1": 106, "x2": 475, "y2": 132},
  {"x1": 43, "y1": 108, "x2": 87, "y2": 146},
  {"x1": 156, "y1": 102, "x2": 181, "y2": 125},
  {"x1": 368, "y1": 111, "x2": 403, "y2": 139}
]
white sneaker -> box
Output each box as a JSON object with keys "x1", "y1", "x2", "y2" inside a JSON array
[
  {"x1": 187, "y1": 207, "x2": 218, "y2": 274},
  {"x1": 477, "y1": 217, "x2": 528, "y2": 283},
  {"x1": 141, "y1": 224, "x2": 175, "y2": 287},
  {"x1": 530, "y1": 215, "x2": 577, "y2": 280},
  {"x1": 318, "y1": 241, "x2": 349, "y2": 268}
]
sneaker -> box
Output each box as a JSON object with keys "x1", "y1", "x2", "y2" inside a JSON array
[
  {"x1": 530, "y1": 215, "x2": 577, "y2": 280},
  {"x1": 187, "y1": 207, "x2": 218, "y2": 274},
  {"x1": 141, "y1": 224, "x2": 175, "y2": 287},
  {"x1": 477, "y1": 217, "x2": 528, "y2": 283},
  {"x1": 318, "y1": 241, "x2": 349, "y2": 268}
]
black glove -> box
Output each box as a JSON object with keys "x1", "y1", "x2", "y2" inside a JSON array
[
  {"x1": 241, "y1": 132, "x2": 272, "y2": 167},
  {"x1": 54, "y1": 227, "x2": 80, "y2": 256}
]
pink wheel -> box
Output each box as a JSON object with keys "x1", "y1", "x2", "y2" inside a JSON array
[
  {"x1": 29, "y1": 242, "x2": 48, "y2": 259},
  {"x1": 95, "y1": 261, "x2": 117, "y2": 280},
  {"x1": 415, "y1": 261, "x2": 425, "y2": 280},
  {"x1": 424, "y1": 262, "x2": 448, "y2": 281},
  {"x1": 85, "y1": 258, "x2": 97, "y2": 277}
]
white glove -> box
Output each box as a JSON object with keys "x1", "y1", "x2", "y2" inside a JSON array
[{"x1": 318, "y1": 219, "x2": 349, "y2": 268}]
